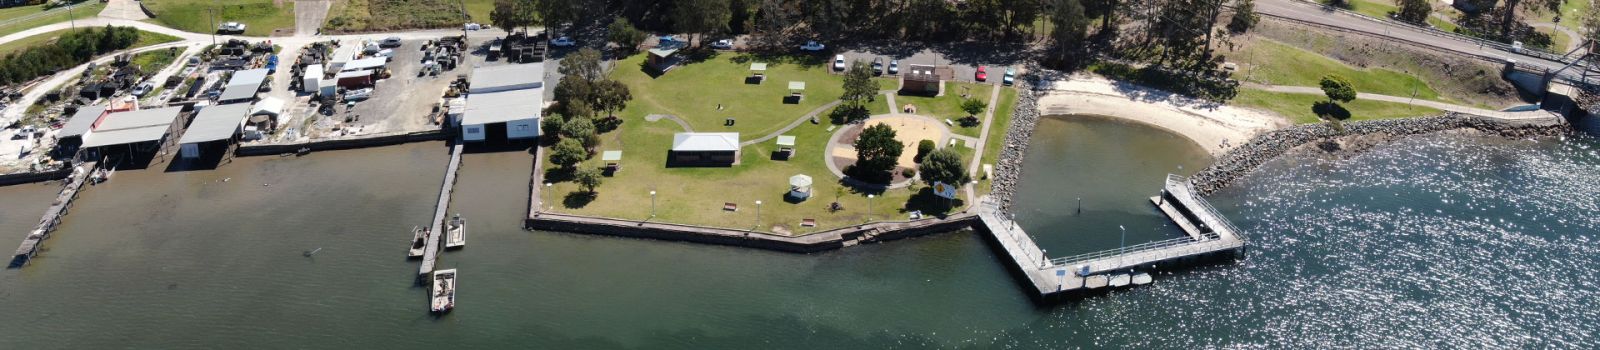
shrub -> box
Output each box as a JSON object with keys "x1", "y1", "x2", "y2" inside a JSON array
[{"x1": 914, "y1": 139, "x2": 935, "y2": 163}]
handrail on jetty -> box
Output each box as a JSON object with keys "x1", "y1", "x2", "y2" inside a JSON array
[
  {"x1": 1166, "y1": 174, "x2": 1247, "y2": 240},
  {"x1": 1047, "y1": 232, "x2": 1221, "y2": 268}
]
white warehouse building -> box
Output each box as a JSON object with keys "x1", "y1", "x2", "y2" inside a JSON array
[{"x1": 459, "y1": 64, "x2": 544, "y2": 142}]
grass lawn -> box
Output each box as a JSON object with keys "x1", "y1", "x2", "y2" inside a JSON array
[
  {"x1": 130, "y1": 47, "x2": 180, "y2": 73},
  {"x1": 540, "y1": 52, "x2": 991, "y2": 235},
  {"x1": 1427, "y1": 15, "x2": 1459, "y2": 32},
  {"x1": 1233, "y1": 88, "x2": 1444, "y2": 124},
  {"x1": 1558, "y1": 0, "x2": 1590, "y2": 32},
  {"x1": 0, "y1": 27, "x2": 182, "y2": 57},
  {"x1": 1539, "y1": 27, "x2": 1572, "y2": 52},
  {"x1": 143, "y1": 0, "x2": 293, "y2": 36},
  {"x1": 326, "y1": 0, "x2": 490, "y2": 32},
  {"x1": 977, "y1": 88, "x2": 1017, "y2": 198},
  {"x1": 0, "y1": 2, "x2": 105, "y2": 38},
  {"x1": 1342, "y1": 0, "x2": 1397, "y2": 19},
  {"x1": 895, "y1": 82, "x2": 993, "y2": 137},
  {"x1": 1236, "y1": 38, "x2": 1445, "y2": 102}
]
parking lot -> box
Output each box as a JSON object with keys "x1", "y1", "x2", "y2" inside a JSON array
[{"x1": 297, "y1": 38, "x2": 468, "y2": 139}]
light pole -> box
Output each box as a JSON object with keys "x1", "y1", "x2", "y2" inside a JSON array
[
  {"x1": 754, "y1": 200, "x2": 763, "y2": 228},
  {"x1": 650, "y1": 190, "x2": 657, "y2": 218},
  {"x1": 866, "y1": 194, "x2": 874, "y2": 222}
]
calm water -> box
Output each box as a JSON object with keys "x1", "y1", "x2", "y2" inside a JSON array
[{"x1": 0, "y1": 117, "x2": 1596, "y2": 348}]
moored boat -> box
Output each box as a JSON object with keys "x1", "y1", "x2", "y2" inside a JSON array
[
  {"x1": 444, "y1": 214, "x2": 465, "y2": 249},
  {"x1": 408, "y1": 226, "x2": 427, "y2": 258},
  {"x1": 431, "y1": 269, "x2": 456, "y2": 313}
]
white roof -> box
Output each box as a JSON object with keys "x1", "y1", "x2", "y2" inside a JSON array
[
  {"x1": 671, "y1": 133, "x2": 740, "y2": 152},
  {"x1": 462, "y1": 88, "x2": 542, "y2": 126},
  {"x1": 252, "y1": 96, "x2": 284, "y2": 116},
  {"x1": 304, "y1": 64, "x2": 323, "y2": 77},
  {"x1": 334, "y1": 70, "x2": 371, "y2": 79},
  {"x1": 775, "y1": 135, "x2": 796, "y2": 146},
  {"x1": 94, "y1": 107, "x2": 182, "y2": 131},
  {"x1": 60, "y1": 105, "x2": 107, "y2": 138},
  {"x1": 227, "y1": 68, "x2": 270, "y2": 89},
  {"x1": 750, "y1": 63, "x2": 768, "y2": 71},
  {"x1": 788, "y1": 81, "x2": 805, "y2": 90},
  {"x1": 469, "y1": 64, "x2": 543, "y2": 93},
  {"x1": 179, "y1": 103, "x2": 251, "y2": 144},
  {"x1": 82, "y1": 125, "x2": 170, "y2": 148},
  {"x1": 341, "y1": 57, "x2": 386, "y2": 72},
  {"x1": 330, "y1": 46, "x2": 357, "y2": 64}
]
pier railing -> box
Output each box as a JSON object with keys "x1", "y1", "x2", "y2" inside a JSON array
[
  {"x1": 1044, "y1": 231, "x2": 1219, "y2": 268},
  {"x1": 1166, "y1": 174, "x2": 1246, "y2": 240}
]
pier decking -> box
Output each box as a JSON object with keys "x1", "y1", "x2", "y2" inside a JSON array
[
  {"x1": 974, "y1": 174, "x2": 1245, "y2": 299},
  {"x1": 11, "y1": 162, "x2": 98, "y2": 268},
  {"x1": 419, "y1": 143, "x2": 463, "y2": 276}
]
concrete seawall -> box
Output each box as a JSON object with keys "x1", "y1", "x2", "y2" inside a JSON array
[
  {"x1": 235, "y1": 130, "x2": 448, "y2": 157},
  {"x1": 0, "y1": 167, "x2": 71, "y2": 187},
  {"x1": 527, "y1": 212, "x2": 979, "y2": 254}
]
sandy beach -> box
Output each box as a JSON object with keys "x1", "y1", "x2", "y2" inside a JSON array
[{"x1": 1035, "y1": 76, "x2": 1289, "y2": 155}]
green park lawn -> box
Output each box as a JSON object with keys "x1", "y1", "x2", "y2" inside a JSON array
[
  {"x1": 1341, "y1": 0, "x2": 1397, "y2": 20},
  {"x1": 1236, "y1": 38, "x2": 1446, "y2": 102},
  {"x1": 895, "y1": 82, "x2": 993, "y2": 138},
  {"x1": 977, "y1": 88, "x2": 1017, "y2": 198},
  {"x1": 0, "y1": 27, "x2": 182, "y2": 57},
  {"x1": 0, "y1": 2, "x2": 105, "y2": 37},
  {"x1": 143, "y1": 0, "x2": 294, "y2": 36},
  {"x1": 1233, "y1": 88, "x2": 1444, "y2": 124},
  {"x1": 540, "y1": 52, "x2": 1013, "y2": 235}
]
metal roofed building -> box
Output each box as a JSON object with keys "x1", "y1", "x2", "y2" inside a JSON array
[
  {"x1": 461, "y1": 88, "x2": 541, "y2": 142},
  {"x1": 178, "y1": 104, "x2": 252, "y2": 159},
  {"x1": 79, "y1": 106, "x2": 184, "y2": 150},
  {"x1": 468, "y1": 64, "x2": 544, "y2": 94},
  {"x1": 59, "y1": 105, "x2": 107, "y2": 140},
  {"x1": 668, "y1": 132, "x2": 740, "y2": 166},
  {"x1": 219, "y1": 68, "x2": 270, "y2": 104}
]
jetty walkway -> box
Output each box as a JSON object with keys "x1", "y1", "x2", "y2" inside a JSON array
[
  {"x1": 419, "y1": 143, "x2": 463, "y2": 277},
  {"x1": 11, "y1": 161, "x2": 98, "y2": 268},
  {"x1": 974, "y1": 174, "x2": 1245, "y2": 298}
]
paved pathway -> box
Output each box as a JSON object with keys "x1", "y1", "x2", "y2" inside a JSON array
[
  {"x1": 644, "y1": 114, "x2": 693, "y2": 132},
  {"x1": 1529, "y1": 22, "x2": 1584, "y2": 53},
  {"x1": 1252, "y1": 84, "x2": 1526, "y2": 117},
  {"x1": 295, "y1": 0, "x2": 332, "y2": 36},
  {"x1": 741, "y1": 100, "x2": 841, "y2": 147},
  {"x1": 99, "y1": 0, "x2": 149, "y2": 21}
]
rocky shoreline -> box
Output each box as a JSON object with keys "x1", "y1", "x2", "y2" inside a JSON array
[
  {"x1": 1188, "y1": 113, "x2": 1570, "y2": 195},
  {"x1": 987, "y1": 63, "x2": 1044, "y2": 211}
]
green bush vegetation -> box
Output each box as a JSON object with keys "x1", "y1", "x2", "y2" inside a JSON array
[
  {"x1": 0, "y1": 26, "x2": 152, "y2": 86},
  {"x1": 326, "y1": 0, "x2": 492, "y2": 32},
  {"x1": 142, "y1": 0, "x2": 294, "y2": 36},
  {"x1": 1233, "y1": 88, "x2": 1442, "y2": 124},
  {"x1": 1232, "y1": 38, "x2": 1443, "y2": 101}
]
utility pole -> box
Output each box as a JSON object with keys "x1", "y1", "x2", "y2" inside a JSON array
[
  {"x1": 67, "y1": 3, "x2": 74, "y2": 30},
  {"x1": 458, "y1": 0, "x2": 469, "y2": 39},
  {"x1": 208, "y1": 7, "x2": 218, "y2": 45}
]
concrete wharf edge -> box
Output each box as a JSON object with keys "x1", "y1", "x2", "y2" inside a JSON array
[
  {"x1": 235, "y1": 129, "x2": 448, "y2": 157},
  {"x1": 527, "y1": 211, "x2": 980, "y2": 254},
  {"x1": 11, "y1": 161, "x2": 97, "y2": 268},
  {"x1": 419, "y1": 143, "x2": 463, "y2": 277}
]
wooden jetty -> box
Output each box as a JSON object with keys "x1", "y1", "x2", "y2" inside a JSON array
[
  {"x1": 11, "y1": 162, "x2": 98, "y2": 268},
  {"x1": 974, "y1": 174, "x2": 1245, "y2": 299},
  {"x1": 419, "y1": 143, "x2": 463, "y2": 277}
]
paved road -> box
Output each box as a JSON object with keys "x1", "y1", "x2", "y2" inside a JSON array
[
  {"x1": 295, "y1": 0, "x2": 332, "y2": 36},
  {"x1": 99, "y1": 0, "x2": 149, "y2": 21},
  {"x1": 1256, "y1": 0, "x2": 1579, "y2": 76}
]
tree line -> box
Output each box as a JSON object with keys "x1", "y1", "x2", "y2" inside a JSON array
[{"x1": 0, "y1": 26, "x2": 144, "y2": 87}]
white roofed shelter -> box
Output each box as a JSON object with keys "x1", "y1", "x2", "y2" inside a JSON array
[
  {"x1": 219, "y1": 68, "x2": 269, "y2": 104},
  {"x1": 178, "y1": 104, "x2": 252, "y2": 159},
  {"x1": 79, "y1": 107, "x2": 185, "y2": 159},
  {"x1": 58, "y1": 105, "x2": 107, "y2": 145},
  {"x1": 788, "y1": 174, "x2": 813, "y2": 200},
  {"x1": 468, "y1": 64, "x2": 544, "y2": 93},
  {"x1": 669, "y1": 132, "x2": 740, "y2": 166}
]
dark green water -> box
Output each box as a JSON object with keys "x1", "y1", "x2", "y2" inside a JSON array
[{"x1": 2, "y1": 116, "x2": 1597, "y2": 348}]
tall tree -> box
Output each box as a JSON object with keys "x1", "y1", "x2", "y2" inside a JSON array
[
  {"x1": 559, "y1": 47, "x2": 605, "y2": 82},
  {"x1": 672, "y1": 0, "x2": 733, "y2": 46},
  {"x1": 752, "y1": 0, "x2": 795, "y2": 49},
  {"x1": 1395, "y1": 0, "x2": 1430, "y2": 25},
  {"x1": 1500, "y1": 0, "x2": 1560, "y2": 38},
  {"x1": 539, "y1": 0, "x2": 580, "y2": 33},
  {"x1": 918, "y1": 148, "x2": 970, "y2": 186},
  {"x1": 574, "y1": 167, "x2": 604, "y2": 193},
  {"x1": 1228, "y1": 0, "x2": 1260, "y2": 33},
  {"x1": 854, "y1": 123, "x2": 905, "y2": 176},
  {"x1": 489, "y1": 0, "x2": 538, "y2": 34},
  {"x1": 840, "y1": 60, "x2": 881, "y2": 105},
  {"x1": 550, "y1": 138, "x2": 589, "y2": 168},
  {"x1": 607, "y1": 17, "x2": 648, "y2": 53},
  {"x1": 1049, "y1": 0, "x2": 1089, "y2": 64},
  {"x1": 592, "y1": 79, "x2": 633, "y2": 118},
  {"x1": 1319, "y1": 75, "x2": 1357, "y2": 103},
  {"x1": 729, "y1": 0, "x2": 755, "y2": 34}
]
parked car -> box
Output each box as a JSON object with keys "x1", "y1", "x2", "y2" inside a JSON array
[
  {"x1": 1002, "y1": 67, "x2": 1015, "y2": 86},
  {"x1": 344, "y1": 88, "x2": 373, "y2": 101},
  {"x1": 711, "y1": 39, "x2": 734, "y2": 50},
  {"x1": 463, "y1": 22, "x2": 482, "y2": 31},
  {"x1": 658, "y1": 35, "x2": 682, "y2": 46},
  {"x1": 379, "y1": 37, "x2": 402, "y2": 48},
  {"x1": 131, "y1": 82, "x2": 154, "y2": 97},
  {"x1": 871, "y1": 57, "x2": 884, "y2": 76},
  {"x1": 550, "y1": 36, "x2": 577, "y2": 47},
  {"x1": 217, "y1": 22, "x2": 246, "y2": 34},
  {"x1": 888, "y1": 60, "x2": 899, "y2": 75},
  {"x1": 799, "y1": 41, "x2": 826, "y2": 51},
  {"x1": 833, "y1": 54, "x2": 846, "y2": 71},
  {"x1": 975, "y1": 66, "x2": 988, "y2": 82},
  {"x1": 374, "y1": 49, "x2": 395, "y2": 59}
]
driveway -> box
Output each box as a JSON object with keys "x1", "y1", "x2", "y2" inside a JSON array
[{"x1": 295, "y1": 0, "x2": 332, "y2": 36}]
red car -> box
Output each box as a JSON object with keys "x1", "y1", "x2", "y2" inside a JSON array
[{"x1": 975, "y1": 66, "x2": 988, "y2": 81}]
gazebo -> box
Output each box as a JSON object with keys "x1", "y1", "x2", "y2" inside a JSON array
[
  {"x1": 774, "y1": 135, "x2": 796, "y2": 160},
  {"x1": 601, "y1": 150, "x2": 622, "y2": 175},
  {"x1": 747, "y1": 63, "x2": 767, "y2": 84},
  {"x1": 785, "y1": 81, "x2": 805, "y2": 104},
  {"x1": 788, "y1": 174, "x2": 813, "y2": 200}
]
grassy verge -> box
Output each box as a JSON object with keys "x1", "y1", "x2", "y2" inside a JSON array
[
  {"x1": 1342, "y1": 0, "x2": 1398, "y2": 19},
  {"x1": 976, "y1": 87, "x2": 1017, "y2": 198},
  {"x1": 0, "y1": 28, "x2": 181, "y2": 59},
  {"x1": 326, "y1": 0, "x2": 492, "y2": 33},
  {"x1": 0, "y1": 2, "x2": 105, "y2": 37},
  {"x1": 1234, "y1": 38, "x2": 1442, "y2": 101},
  {"x1": 1233, "y1": 88, "x2": 1443, "y2": 124},
  {"x1": 130, "y1": 48, "x2": 179, "y2": 73},
  {"x1": 143, "y1": 0, "x2": 294, "y2": 36},
  {"x1": 541, "y1": 52, "x2": 969, "y2": 235}
]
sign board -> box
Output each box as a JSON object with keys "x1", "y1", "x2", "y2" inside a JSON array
[{"x1": 932, "y1": 181, "x2": 958, "y2": 199}]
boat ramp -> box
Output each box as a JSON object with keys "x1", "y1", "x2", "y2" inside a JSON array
[{"x1": 974, "y1": 174, "x2": 1245, "y2": 300}]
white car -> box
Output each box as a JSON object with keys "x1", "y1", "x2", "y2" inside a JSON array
[
  {"x1": 550, "y1": 36, "x2": 576, "y2": 47},
  {"x1": 711, "y1": 39, "x2": 734, "y2": 50},
  {"x1": 833, "y1": 54, "x2": 846, "y2": 71},
  {"x1": 800, "y1": 41, "x2": 826, "y2": 51},
  {"x1": 218, "y1": 22, "x2": 246, "y2": 34}
]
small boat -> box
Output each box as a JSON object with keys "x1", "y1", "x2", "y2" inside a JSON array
[
  {"x1": 1131, "y1": 272, "x2": 1153, "y2": 286},
  {"x1": 444, "y1": 214, "x2": 465, "y2": 249},
  {"x1": 303, "y1": 247, "x2": 322, "y2": 257},
  {"x1": 295, "y1": 147, "x2": 312, "y2": 156},
  {"x1": 1108, "y1": 273, "x2": 1132, "y2": 287},
  {"x1": 430, "y1": 269, "x2": 456, "y2": 313},
  {"x1": 407, "y1": 226, "x2": 428, "y2": 258}
]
